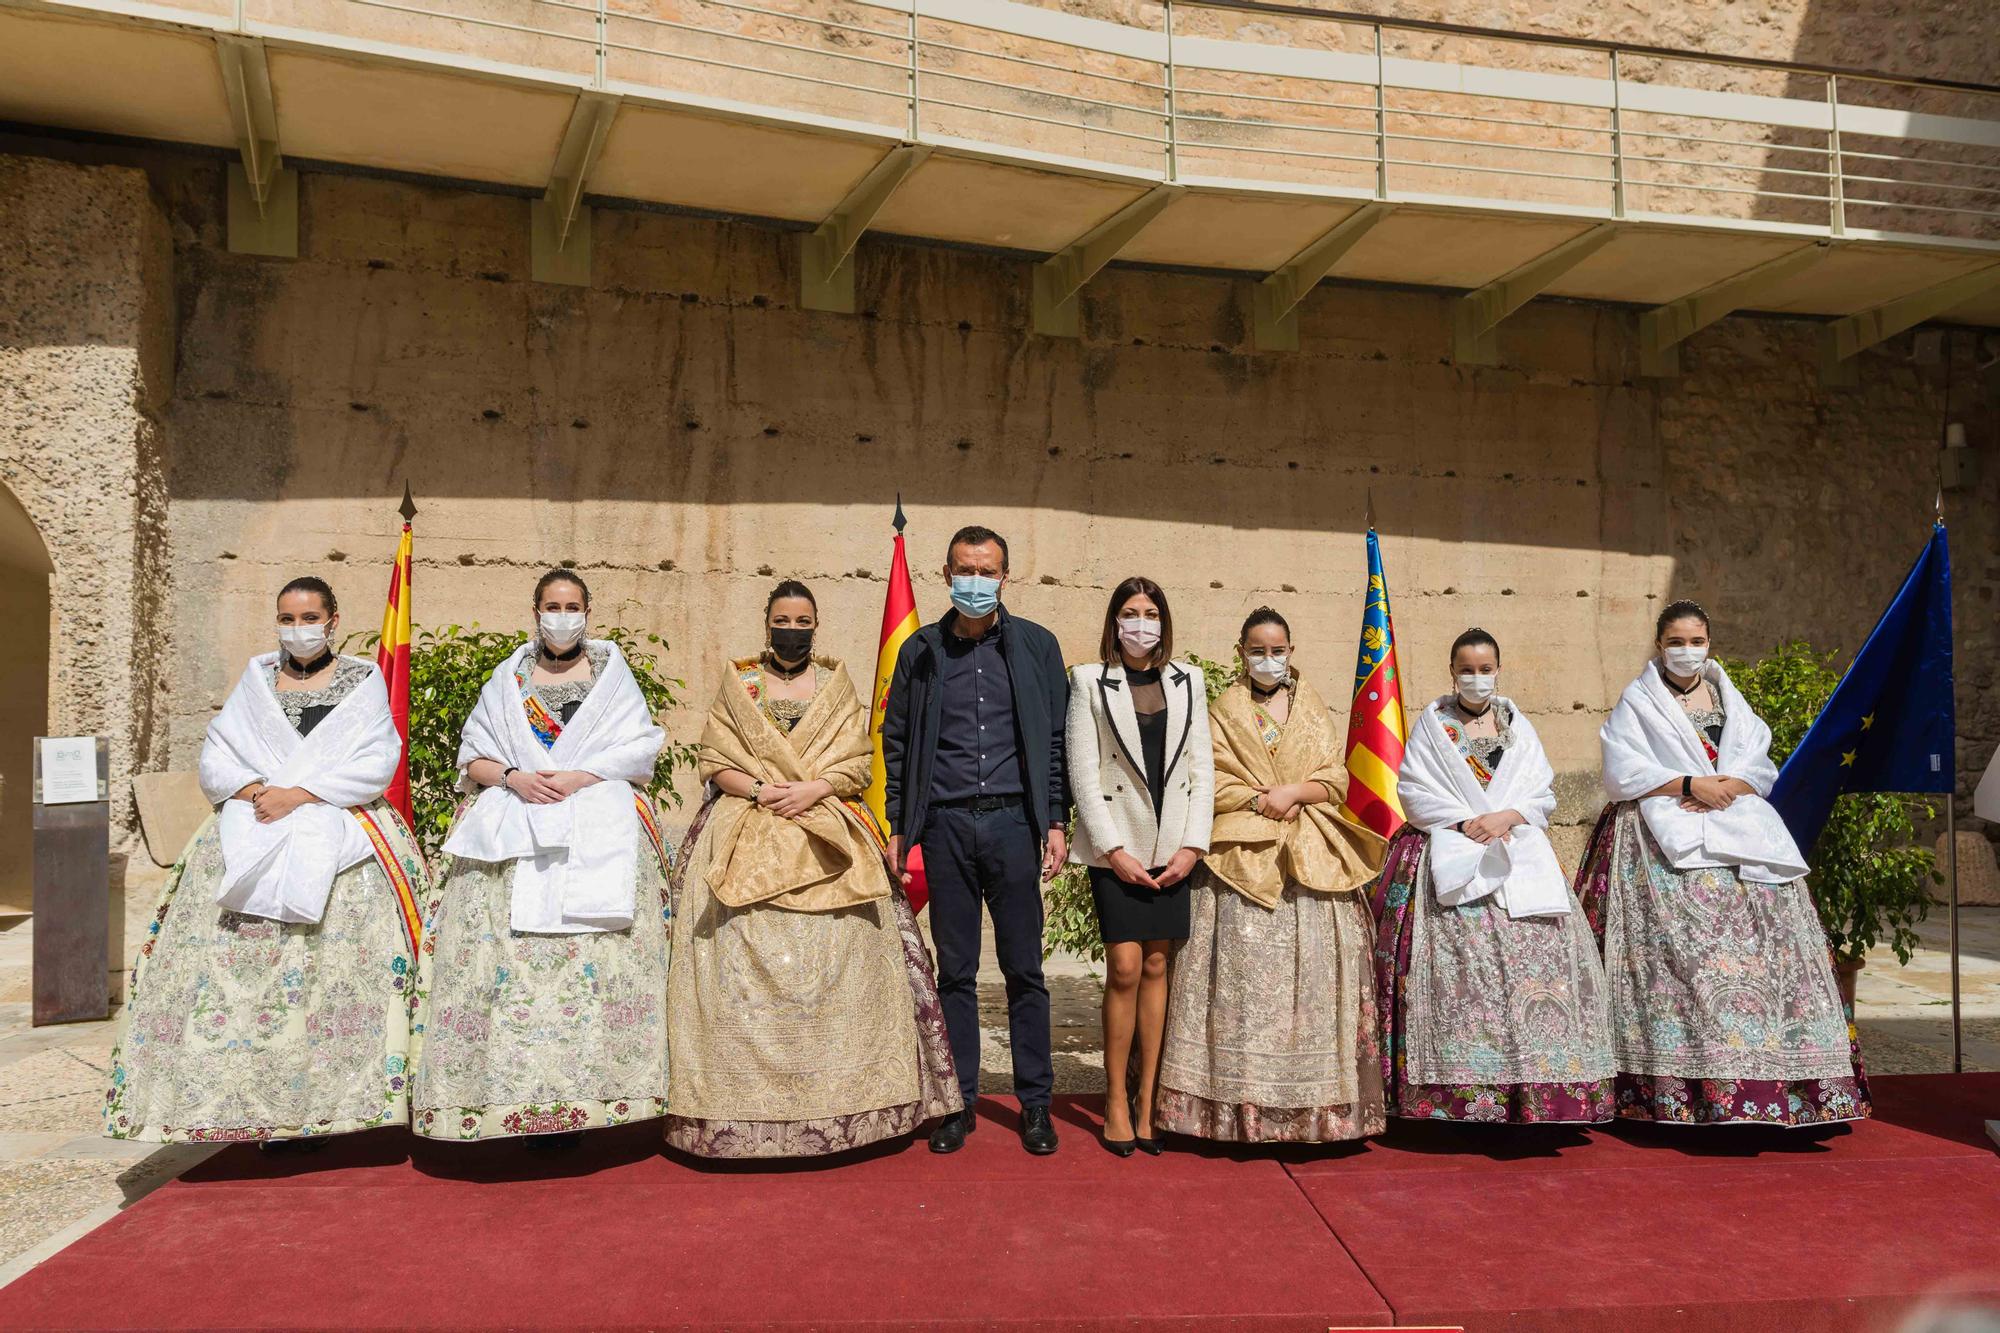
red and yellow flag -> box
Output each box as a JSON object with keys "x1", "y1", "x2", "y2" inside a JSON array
[
  {"x1": 1343, "y1": 524, "x2": 1405, "y2": 839},
  {"x1": 862, "y1": 499, "x2": 928, "y2": 911},
  {"x1": 377, "y1": 489, "x2": 415, "y2": 828}
]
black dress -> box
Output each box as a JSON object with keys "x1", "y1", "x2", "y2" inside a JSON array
[{"x1": 1089, "y1": 667, "x2": 1192, "y2": 944}]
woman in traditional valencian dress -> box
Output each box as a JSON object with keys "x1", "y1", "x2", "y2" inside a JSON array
[
  {"x1": 665, "y1": 581, "x2": 958, "y2": 1157},
  {"x1": 104, "y1": 577, "x2": 429, "y2": 1147},
  {"x1": 411, "y1": 570, "x2": 672, "y2": 1145},
  {"x1": 1574, "y1": 599, "x2": 1868, "y2": 1126},
  {"x1": 1157, "y1": 607, "x2": 1389, "y2": 1144},
  {"x1": 1371, "y1": 628, "x2": 1616, "y2": 1124}
]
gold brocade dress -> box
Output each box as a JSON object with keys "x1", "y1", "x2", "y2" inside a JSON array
[
  {"x1": 664, "y1": 667, "x2": 959, "y2": 1158},
  {"x1": 1157, "y1": 684, "x2": 1387, "y2": 1143}
]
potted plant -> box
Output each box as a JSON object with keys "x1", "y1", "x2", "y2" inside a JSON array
[{"x1": 1725, "y1": 640, "x2": 1939, "y2": 1004}]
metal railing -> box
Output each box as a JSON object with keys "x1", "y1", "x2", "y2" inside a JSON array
[{"x1": 222, "y1": 0, "x2": 2000, "y2": 245}]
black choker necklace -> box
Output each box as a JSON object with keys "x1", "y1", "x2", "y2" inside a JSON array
[
  {"x1": 1455, "y1": 697, "x2": 1493, "y2": 719},
  {"x1": 284, "y1": 649, "x2": 334, "y2": 677},
  {"x1": 1249, "y1": 678, "x2": 1284, "y2": 700},
  {"x1": 764, "y1": 653, "x2": 810, "y2": 681},
  {"x1": 1666, "y1": 669, "x2": 1704, "y2": 697},
  {"x1": 540, "y1": 640, "x2": 584, "y2": 664}
]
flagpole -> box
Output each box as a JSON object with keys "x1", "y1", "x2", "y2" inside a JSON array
[{"x1": 1949, "y1": 798, "x2": 1961, "y2": 1073}]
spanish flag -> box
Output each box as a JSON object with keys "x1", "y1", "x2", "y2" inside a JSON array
[
  {"x1": 1343, "y1": 521, "x2": 1406, "y2": 839},
  {"x1": 376, "y1": 486, "x2": 416, "y2": 827},
  {"x1": 862, "y1": 499, "x2": 928, "y2": 911}
]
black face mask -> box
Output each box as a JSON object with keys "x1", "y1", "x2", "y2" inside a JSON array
[{"x1": 769, "y1": 627, "x2": 813, "y2": 664}]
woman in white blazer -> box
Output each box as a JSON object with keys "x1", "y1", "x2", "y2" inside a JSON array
[{"x1": 1066, "y1": 576, "x2": 1214, "y2": 1155}]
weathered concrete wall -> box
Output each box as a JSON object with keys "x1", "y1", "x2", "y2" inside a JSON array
[
  {"x1": 0, "y1": 155, "x2": 173, "y2": 907},
  {"x1": 144, "y1": 164, "x2": 1998, "y2": 832}
]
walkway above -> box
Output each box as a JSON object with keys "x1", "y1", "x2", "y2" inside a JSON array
[{"x1": 2, "y1": 0, "x2": 1997, "y2": 359}]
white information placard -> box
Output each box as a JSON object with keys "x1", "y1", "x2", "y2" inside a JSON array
[{"x1": 38, "y1": 736, "x2": 99, "y2": 805}]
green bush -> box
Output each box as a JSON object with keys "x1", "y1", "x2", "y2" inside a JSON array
[
  {"x1": 1724, "y1": 640, "x2": 1937, "y2": 965},
  {"x1": 354, "y1": 624, "x2": 699, "y2": 860},
  {"x1": 1044, "y1": 653, "x2": 1239, "y2": 962}
]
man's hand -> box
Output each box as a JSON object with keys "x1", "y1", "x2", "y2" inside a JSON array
[
  {"x1": 1042, "y1": 826, "x2": 1068, "y2": 883},
  {"x1": 1106, "y1": 848, "x2": 1157, "y2": 890},
  {"x1": 1154, "y1": 847, "x2": 1200, "y2": 890},
  {"x1": 889, "y1": 835, "x2": 913, "y2": 889},
  {"x1": 251, "y1": 786, "x2": 312, "y2": 824}
]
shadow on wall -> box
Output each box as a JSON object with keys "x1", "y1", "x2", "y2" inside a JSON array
[
  {"x1": 159, "y1": 197, "x2": 1671, "y2": 561},
  {"x1": 0, "y1": 483, "x2": 52, "y2": 914}
]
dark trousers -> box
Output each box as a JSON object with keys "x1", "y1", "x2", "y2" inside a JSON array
[{"x1": 920, "y1": 801, "x2": 1052, "y2": 1108}]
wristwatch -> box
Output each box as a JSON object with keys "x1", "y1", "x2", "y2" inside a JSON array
[
  {"x1": 1681, "y1": 776, "x2": 1694, "y2": 799},
  {"x1": 502, "y1": 766, "x2": 518, "y2": 785}
]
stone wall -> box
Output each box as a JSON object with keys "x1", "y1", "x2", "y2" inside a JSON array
[
  {"x1": 1, "y1": 67, "x2": 1995, "y2": 884},
  {"x1": 0, "y1": 155, "x2": 172, "y2": 909},
  {"x1": 140, "y1": 162, "x2": 1997, "y2": 831}
]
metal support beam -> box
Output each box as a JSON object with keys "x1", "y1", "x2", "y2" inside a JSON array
[
  {"x1": 1252, "y1": 204, "x2": 1393, "y2": 352},
  {"x1": 531, "y1": 92, "x2": 620, "y2": 286},
  {"x1": 800, "y1": 145, "x2": 931, "y2": 313},
  {"x1": 1453, "y1": 222, "x2": 1618, "y2": 365},
  {"x1": 1818, "y1": 262, "x2": 2000, "y2": 384},
  {"x1": 1639, "y1": 241, "x2": 1834, "y2": 377},
  {"x1": 1032, "y1": 185, "x2": 1183, "y2": 338},
  {"x1": 215, "y1": 36, "x2": 295, "y2": 257}
]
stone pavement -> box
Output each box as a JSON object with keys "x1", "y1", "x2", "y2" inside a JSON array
[{"x1": 0, "y1": 903, "x2": 1993, "y2": 1294}]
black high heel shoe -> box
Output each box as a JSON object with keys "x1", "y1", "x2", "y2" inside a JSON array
[
  {"x1": 1132, "y1": 1092, "x2": 1163, "y2": 1154},
  {"x1": 1101, "y1": 1133, "x2": 1137, "y2": 1158}
]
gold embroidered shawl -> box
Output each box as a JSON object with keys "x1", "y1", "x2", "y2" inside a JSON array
[
  {"x1": 1205, "y1": 677, "x2": 1388, "y2": 909},
  {"x1": 695, "y1": 657, "x2": 888, "y2": 913}
]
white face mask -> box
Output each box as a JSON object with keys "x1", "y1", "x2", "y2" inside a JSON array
[
  {"x1": 1117, "y1": 616, "x2": 1162, "y2": 655},
  {"x1": 1456, "y1": 672, "x2": 1497, "y2": 705},
  {"x1": 1246, "y1": 653, "x2": 1289, "y2": 687},
  {"x1": 539, "y1": 610, "x2": 587, "y2": 652},
  {"x1": 277, "y1": 623, "x2": 331, "y2": 663},
  {"x1": 1662, "y1": 645, "x2": 1709, "y2": 678}
]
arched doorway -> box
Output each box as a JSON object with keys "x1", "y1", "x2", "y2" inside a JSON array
[{"x1": 0, "y1": 483, "x2": 52, "y2": 915}]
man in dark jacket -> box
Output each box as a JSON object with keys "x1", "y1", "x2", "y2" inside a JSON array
[{"x1": 883, "y1": 524, "x2": 1070, "y2": 1155}]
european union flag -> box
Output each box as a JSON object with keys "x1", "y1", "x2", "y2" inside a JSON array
[{"x1": 1769, "y1": 522, "x2": 1954, "y2": 853}]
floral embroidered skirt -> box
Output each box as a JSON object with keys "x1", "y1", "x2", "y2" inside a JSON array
[
  {"x1": 409, "y1": 831, "x2": 672, "y2": 1140},
  {"x1": 103, "y1": 806, "x2": 427, "y2": 1143},
  {"x1": 1157, "y1": 869, "x2": 1385, "y2": 1143},
  {"x1": 1370, "y1": 826, "x2": 1617, "y2": 1124},
  {"x1": 1574, "y1": 803, "x2": 1870, "y2": 1127},
  {"x1": 663, "y1": 798, "x2": 960, "y2": 1158}
]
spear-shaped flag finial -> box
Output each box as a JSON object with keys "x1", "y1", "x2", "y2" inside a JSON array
[
  {"x1": 399, "y1": 481, "x2": 418, "y2": 524},
  {"x1": 1365, "y1": 488, "x2": 1376, "y2": 532},
  {"x1": 894, "y1": 493, "x2": 907, "y2": 534}
]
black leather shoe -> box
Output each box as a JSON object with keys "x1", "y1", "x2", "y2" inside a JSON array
[
  {"x1": 1134, "y1": 1136, "x2": 1164, "y2": 1156},
  {"x1": 1021, "y1": 1105, "x2": 1059, "y2": 1155},
  {"x1": 929, "y1": 1108, "x2": 976, "y2": 1154},
  {"x1": 1102, "y1": 1134, "x2": 1137, "y2": 1158}
]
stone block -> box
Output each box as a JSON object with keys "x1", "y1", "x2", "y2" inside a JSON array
[{"x1": 1934, "y1": 831, "x2": 2000, "y2": 907}]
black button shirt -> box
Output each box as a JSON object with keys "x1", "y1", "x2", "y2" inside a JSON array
[{"x1": 929, "y1": 617, "x2": 1025, "y2": 802}]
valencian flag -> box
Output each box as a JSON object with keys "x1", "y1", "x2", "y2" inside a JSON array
[
  {"x1": 861, "y1": 498, "x2": 929, "y2": 911},
  {"x1": 1343, "y1": 522, "x2": 1406, "y2": 838},
  {"x1": 1770, "y1": 521, "x2": 1953, "y2": 852},
  {"x1": 376, "y1": 485, "x2": 416, "y2": 827}
]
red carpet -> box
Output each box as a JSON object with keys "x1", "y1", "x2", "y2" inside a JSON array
[{"x1": 3, "y1": 1076, "x2": 1997, "y2": 1331}]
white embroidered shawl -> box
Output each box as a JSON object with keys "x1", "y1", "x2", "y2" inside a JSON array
[
  {"x1": 198, "y1": 653, "x2": 401, "y2": 924},
  {"x1": 442, "y1": 640, "x2": 664, "y2": 933},
  {"x1": 1599, "y1": 659, "x2": 1807, "y2": 884},
  {"x1": 1398, "y1": 699, "x2": 1569, "y2": 918}
]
